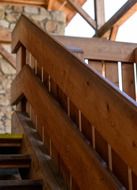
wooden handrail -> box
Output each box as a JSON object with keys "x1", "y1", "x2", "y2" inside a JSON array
[
  {"x1": 53, "y1": 35, "x2": 137, "y2": 62},
  {"x1": 12, "y1": 15, "x2": 137, "y2": 188},
  {"x1": 11, "y1": 65, "x2": 120, "y2": 190}
]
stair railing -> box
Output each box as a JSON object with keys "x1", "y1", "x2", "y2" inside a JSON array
[{"x1": 11, "y1": 15, "x2": 137, "y2": 190}]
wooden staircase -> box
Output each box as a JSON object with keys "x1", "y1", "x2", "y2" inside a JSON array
[
  {"x1": 0, "y1": 134, "x2": 43, "y2": 189},
  {"x1": 1, "y1": 14, "x2": 137, "y2": 190}
]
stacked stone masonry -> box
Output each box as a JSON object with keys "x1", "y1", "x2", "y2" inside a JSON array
[{"x1": 0, "y1": 4, "x2": 66, "y2": 133}]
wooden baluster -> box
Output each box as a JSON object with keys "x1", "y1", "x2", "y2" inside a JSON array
[
  {"x1": 81, "y1": 114, "x2": 92, "y2": 145},
  {"x1": 122, "y1": 63, "x2": 135, "y2": 99},
  {"x1": 112, "y1": 150, "x2": 128, "y2": 189},
  {"x1": 105, "y1": 62, "x2": 119, "y2": 87},
  {"x1": 58, "y1": 88, "x2": 68, "y2": 113},
  {"x1": 16, "y1": 46, "x2": 26, "y2": 73},
  {"x1": 128, "y1": 167, "x2": 133, "y2": 190},
  {"x1": 16, "y1": 46, "x2": 26, "y2": 112},
  {"x1": 132, "y1": 172, "x2": 137, "y2": 190},
  {"x1": 69, "y1": 100, "x2": 79, "y2": 128},
  {"x1": 59, "y1": 159, "x2": 70, "y2": 190},
  {"x1": 88, "y1": 60, "x2": 103, "y2": 74},
  {"x1": 104, "y1": 62, "x2": 119, "y2": 172}
]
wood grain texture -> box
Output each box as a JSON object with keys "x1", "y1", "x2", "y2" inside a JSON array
[
  {"x1": 12, "y1": 111, "x2": 66, "y2": 190},
  {"x1": 54, "y1": 35, "x2": 137, "y2": 62},
  {"x1": 12, "y1": 16, "x2": 137, "y2": 177},
  {"x1": 94, "y1": 0, "x2": 105, "y2": 29},
  {"x1": 11, "y1": 65, "x2": 120, "y2": 190}
]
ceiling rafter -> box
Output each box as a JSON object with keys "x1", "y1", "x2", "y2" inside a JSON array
[
  {"x1": 67, "y1": 0, "x2": 96, "y2": 29},
  {"x1": 95, "y1": 0, "x2": 137, "y2": 38},
  {"x1": 48, "y1": 0, "x2": 86, "y2": 23}
]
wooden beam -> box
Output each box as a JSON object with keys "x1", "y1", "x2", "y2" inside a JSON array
[
  {"x1": 11, "y1": 65, "x2": 121, "y2": 190},
  {"x1": 53, "y1": 35, "x2": 137, "y2": 62},
  {"x1": 48, "y1": 0, "x2": 86, "y2": 24},
  {"x1": 94, "y1": 0, "x2": 105, "y2": 29},
  {"x1": 0, "y1": 44, "x2": 16, "y2": 69},
  {"x1": 67, "y1": 0, "x2": 96, "y2": 29},
  {"x1": 109, "y1": 26, "x2": 119, "y2": 41},
  {"x1": 0, "y1": 0, "x2": 48, "y2": 7},
  {"x1": 0, "y1": 28, "x2": 11, "y2": 43},
  {"x1": 95, "y1": 0, "x2": 137, "y2": 37}
]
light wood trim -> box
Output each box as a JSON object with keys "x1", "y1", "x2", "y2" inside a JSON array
[{"x1": 11, "y1": 65, "x2": 120, "y2": 190}]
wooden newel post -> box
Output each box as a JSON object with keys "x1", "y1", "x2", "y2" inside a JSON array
[{"x1": 16, "y1": 45, "x2": 27, "y2": 112}]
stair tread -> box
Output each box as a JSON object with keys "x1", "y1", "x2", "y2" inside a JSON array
[
  {"x1": 0, "y1": 154, "x2": 31, "y2": 168},
  {"x1": 0, "y1": 134, "x2": 23, "y2": 148},
  {"x1": 0, "y1": 168, "x2": 21, "y2": 180},
  {"x1": 0, "y1": 179, "x2": 43, "y2": 189}
]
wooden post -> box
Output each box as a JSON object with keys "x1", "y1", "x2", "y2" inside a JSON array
[
  {"x1": 16, "y1": 46, "x2": 26, "y2": 73},
  {"x1": 94, "y1": 0, "x2": 105, "y2": 29},
  {"x1": 16, "y1": 45, "x2": 27, "y2": 112}
]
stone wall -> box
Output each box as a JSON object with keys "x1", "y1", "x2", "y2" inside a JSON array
[{"x1": 0, "y1": 4, "x2": 65, "y2": 133}]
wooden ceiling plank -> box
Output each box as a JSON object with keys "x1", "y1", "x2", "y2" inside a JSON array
[
  {"x1": 67, "y1": 0, "x2": 96, "y2": 29},
  {"x1": 95, "y1": 0, "x2": 137, "y2": 37}
]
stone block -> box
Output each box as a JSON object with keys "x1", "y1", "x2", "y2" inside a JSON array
[
  {"x1": 0, "y1": 19, "x2": 9, "y2": 28},
  {"x1": 24, "y1": 6, "x2": 39, "y2": 14},
  {"x1": 6, "y1": 13, "x2": 20, "y2": 23},
  {"x1": 31, "y1": 14, "x2": 47, "y2": 22},
  {"x1": 46, "y1": 20, "x2": 58, "y2": 33},
  {"x1": 51, "y1": 10, "x2": 66, "y2": 23}
]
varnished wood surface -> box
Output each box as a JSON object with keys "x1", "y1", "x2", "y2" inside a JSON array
[
  {"x1": 54, "y1": 35, "x2": 137, "y2": 62},
  {"x1": 12, "y1": 111, "x2": 67, "y2": 190},
  {"x1": 12, "y1": 15, "x2": 137, "y2": 176},
  {"x1": 11, "y1": 65, "x2": 120, "y2": 190}
]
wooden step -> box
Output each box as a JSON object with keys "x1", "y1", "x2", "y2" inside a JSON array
[
  {"x1": 0, "y1": 179, "x2": 43, "y2": 190},
  {"x1": 0, "y1": 168, "x2": 21, "y2": 180},
  {"x1": 0, "y1": 134, "x2": 23, "y2": 154},
  {"x1": 0, "y1": 154, "x2": 31, "y2": 169}
]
